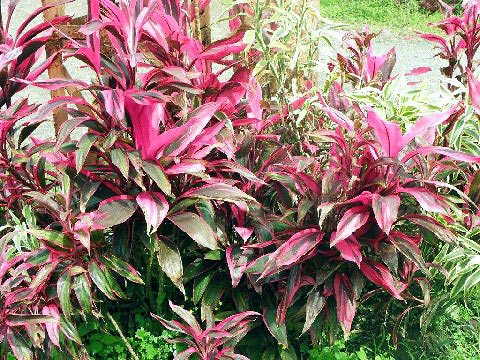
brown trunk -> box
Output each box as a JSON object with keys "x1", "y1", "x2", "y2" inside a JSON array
[
  {"x1": 41, "y1": 0, "x2": 68, "y2": 136},
  {"x1": 200, "y1": 3, "x2": 211, "y2": 45}
]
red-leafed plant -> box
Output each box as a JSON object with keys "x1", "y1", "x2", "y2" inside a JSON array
[
  {"x1": 332, "y1": 27, "x2": 396, "y2": 91},
  {"x1": 420, "y1": 0, "x2": 480, "y2": 82},
  {"x1": 227, "y1": 97, "x2": 480, "y2": 346},
  {"x1": 153, "y1": 301, "x2": 259, "y2": 360}
]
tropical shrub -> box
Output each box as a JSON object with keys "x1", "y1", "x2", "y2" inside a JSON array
[{"x1": 1, "y1": 0, "x2": 480, "y2": 359}]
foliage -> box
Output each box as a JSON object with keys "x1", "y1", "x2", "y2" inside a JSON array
[
  {"x1": 78, "y1": 316, "x2": 176, "y2": 360},
  {"x1": 1, "y1": 0, "x2": 480, "y2": 358},
  {"x1": 152, "y1": 301, "x2": 259, "y2": 359}
]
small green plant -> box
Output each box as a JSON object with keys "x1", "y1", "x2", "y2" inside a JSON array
[
  {"x1": 307, "y1": 340, "x2": 395, "y2": 360},
  {"x1": 78, "y1": 316, "x2": 176, "y2": 360}
]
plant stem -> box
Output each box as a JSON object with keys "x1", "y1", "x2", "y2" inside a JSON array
[{"x1": 106, "y1": 312, "x2": 139, "y2": 360}]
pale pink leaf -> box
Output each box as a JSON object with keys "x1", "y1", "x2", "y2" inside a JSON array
[{"x1": 371, "y1": 194, "x2": 400, "y2": 234}]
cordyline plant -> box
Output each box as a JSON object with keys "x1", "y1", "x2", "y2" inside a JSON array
[
  {"x1": 420, "y1": 0, "x2": 480, "y2": 82},
  {"x1": 0, "y1": 0, "x2": 265, "y2": 357},
  {"x1": 226, "y1": 90, "x2": 480, "y2": 348},
  {"x1": 331, "y1": 27, "x2": 396, "y2": 91},
  {"x1": 152, "y1": 301, "x2": 259, "y2": 360}
]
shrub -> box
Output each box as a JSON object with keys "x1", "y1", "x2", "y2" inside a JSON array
[{"x1": 1, "y1": 0, "x2": 480, "y2": 358}]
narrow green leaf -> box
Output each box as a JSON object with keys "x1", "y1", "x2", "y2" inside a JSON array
[
  {"x1": 202, "y1": 272, "x2": 227, "y2": 307},
  {"x1": 193, "y1": 269, "x2": 216, "y2": 304},
  {"x1": 142, "y1": 160, "x2": 172, "y2": 196},
  {"x1": 88, "y1": 261, "x2": 116, "y2": 300},
  {"x1": 168, "y1": 212, "x2": 218, "y2": 250},
  {"x1": 29, "y1": 229, "x2": 73, "y2": 251},
  {"x1": 73, "y1": 274, "x2": 92, "y2": 314},
  {"x1": 100, "y1": 254, "x2": 144, "y2": 284},
  {"x1": 156, "y1": 238, "x2": 185, "y2": 294},
  {"x1": 263, "y1": 307, "x2": 288, "y2": 347},
  {"x1": 76, "y1": 133, "x2": 97, "y2": 173},
  {"x1": 57, "y1": 270, "x2": 72, "y2": 319},
  {"x1": 6, "y1": 328, "x2": 32, "y2": 360},
  {"x1": 111, "y1": 149, "x2": 129, "y2": 179}
]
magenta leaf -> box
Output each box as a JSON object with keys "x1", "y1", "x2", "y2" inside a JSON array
[
  {"x1": 405, "y1": 67, "x2": 432, "y2": 76},
  {"x1": 467, "y1": 68, "x2": 480, "y2": 112},
  {"x1": 331, "y1": 206, "x2": 369, "y2": 246},
  {"x1": 335, "y1": 235, "x2": 362, "y2": 266},
  {"x1": 136, "y1": 192, "x2": 169, "y2": 235},
  {"x1": 397, "y1": 187, "x2": 447, "y2": 214},
  {"x1": 366, "y1": 108, "x2": 403, "y2": 157},
  {"x1": 360, "y1": 260, "x2": 406, "y2": 300},
  {"x1": 260, "y1": 229, "x2": 323, "y2": 278},
  {"x1": 334, "y1": 273, "x2": 356, "y2": 339},
  {"x1": 371, "y1": 193, "x2": 400, "y2": 235}
]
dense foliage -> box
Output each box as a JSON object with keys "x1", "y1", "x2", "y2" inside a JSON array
[{"x1": 0, "y1": 0, "x2": 480, "y2": 359}]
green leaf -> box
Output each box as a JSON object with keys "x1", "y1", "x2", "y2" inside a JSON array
[
  {"x1": 60, "y1": 315, "x2": 82, "y2": 344},
  {"x1": 29, "y1": 229, "x2": 73, "y2": 251},
  {"x1": 100, "y1": 254, "x2": 144, "y2": 284},
  {"x1": 80, "y1": 181, "x2": 101, "y2": 213},
  {"x1": 96, "y1": 196, "x2": 137, "y2": 228},
  {"x1": 142, "y1": 160, "x2": 172, "y2": 196},
  {"x1": 156, "y1": 237, "x2": 185, "y2": 294},
  {"x1": 57, "y1": 270, "x2": 72, "y2": 319},
  {"x1": 193, "y1": 269, "x2": 216, "y2": 304},
  {"x1": 263, "y1": 307, "x2": 288, "y2": 347},
  {"x1": 6, "y1": 328, "x2": 32, "y2": 360},
  {"x1": 390, "y1": 234, "x2": 429, "y2": 274},
  {"x1": 36, "y1": 156, "x2": 46, "y2": 189},
  {"x1": 182, "y1": 183, "x2": 256, "y2": 202},
  {"x1": 18, "y1": 122, "x2": 41, "y2": 148},
  {"x1": 111, "y1": 149, "x2": 129, "y2": 179},
  {"x1": 202, "y1": 272, "x2": 227, "y2": 307},
  {"x1": 73, "y1": 273, "x2": 92, "y2": 314},
  {"x1": 102, "y1": 264, "x2": 127, "y2": 299},
  {"x1": 168, "y1": 212, "x2": 218, "y2": 250},
  {"x1": 29, "y1": 262, "x2": 57, "y2": 292},
  {"x1": 88, "y1": 261, "x2": 116, "y2": 300},
  {"x1": 76, "y1": 133, "x2": 97, "y2": 173},
  {"x1": 5, "y1": 314, "x2": 56, "y2": 326},
  {"x1": 56, "y1": 117, "x2": 90, "y2": 151},
  {"x1": 302, "y1": 288, "x2": 326, "y2": 334}
]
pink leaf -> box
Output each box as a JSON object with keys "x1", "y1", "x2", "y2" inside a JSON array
[
  {"x1": 402, "y1": 104, "x2": 458, "y2": 147},
  {"x1": 397, "y1": 187, "x2": 447, "y2": 214},
  {"x1": 247, "y1": 77, "x2": 263, "y2": 131},
  {"x1": 419, "y1": 34, "x2": 449, "y2": 53},
  {"x1": 136, "y1": 192, "x2": 169, "y2": 235},
  {"x1": 405, "y1": 67, "x2": 432, "y2": 76},
  {"x1": 335, "y1": 235, "x2": 362, "y2": 266},
  {"x1": 371, "y1": 194, "x2": 400, "y2": 235},
  {"x1": 165, "y1": 162, "x2": 206, "y2": 175},
  {"x1": 467, "y1": 68, "x2": 480, "y2": 112},
  {"x1": 334, "y1": 273, "x2": 356, "y2": 339},
  {"x1": 366, "y1": 108, "x2": 403, "y2": 157},
  {"x1": 156, "y1": 102, "x2": 222, "y2": 158},
  {"x1": 234, "y1": 227, "x2": 254, "y2": 242},
  {"x1": 260, "y1": 229, "x2": 323, "y2": 278},
  {"x1": 360, "y1": 260, "x2": 406, "y2": 300},
  {"x1": 42, "y1": 305, "x2": 60, "y2": 347},
  {"x1": 331, "y1": 206, "x2": 369, "y2": 246},
  {"x1": 403, "y1": 146, "x2": 480, "y2": 163}
]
